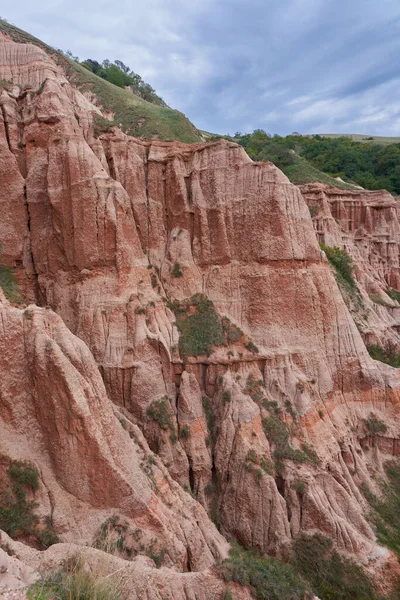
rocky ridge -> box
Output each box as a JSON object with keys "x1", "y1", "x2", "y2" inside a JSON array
[
  {"x1": 300, "y1": 183, "x2": 400, "y2": 347},
  {"x1": 0, "y1": 35, "x2": 399, "y2": 598}
]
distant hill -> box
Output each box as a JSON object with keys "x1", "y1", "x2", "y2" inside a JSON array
[
  {"x1": 312, "y1": 133, "x2": 400, "y2": 146},
  {"x1": 212, "y1": 131, "x2": 400, "y2": 194},
  {"x1": 0, "y1": 18, "x2": 202, "y2": 143}
]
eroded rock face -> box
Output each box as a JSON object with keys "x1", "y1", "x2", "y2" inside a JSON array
[
  {"x1": 0, "y1": 34, "x2": 400, "y2": 588},
  {"x1": 300, "y1": 182, "x2": 400, "y2": 347},
  {"x1": 0, "y1": 296, "x2": 227, "y2": 572}
]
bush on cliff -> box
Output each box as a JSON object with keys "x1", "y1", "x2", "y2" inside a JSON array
[
  {"x1": 292, "y1": 532, "x2": 378, "y2": 600},
  {"x1": 363, "y1": 461, "x2": 400, "y2": 558},
  {"x1": 0, "y1": 248, "x2": 22, "y2": 303},
  {"x1": 172, "y1": 294, "x2": 225, "y2": 357},
  {"x1": 220, "y1": 543, "x2": 308, "y2": 600},
  {"x1": 367, "y1": 342, "x2": 400, "y2": 368}
]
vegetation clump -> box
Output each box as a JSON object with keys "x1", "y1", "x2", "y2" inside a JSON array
[
  {"x1": 0, "y1": 460, "x2": 59, "y2": 547},
  {"x1": 293, "y1": 532, "x2": 378, "y2": 600},
  {"x1": 367, "y1": 343, "x2": 400, "y2": 369},
  {"x1": 365, "y1": 415, "x2": 387, "y2": 435},
  {"x1": 363, "y1": 461, "x2": 400, "y2": 558},
  {"x1": 93, "y1": 113, "x2": 117, "y2": 137},
  {"x1": 178, "y1": 424, "x2": 190, "y2": 439},
  {"x1": 245, "y1": 375, "x2": 265, "y2": 402},
  {"x1": 0, "y1": 250, "x2": 22, "y2": 303},
  {"x1": 262, "y1": 414, "x2": 319, "y2": 472},
  {"x1": 81, "y1": 58, "x2": 165, "y2": 106},
  {"x1": 386, "y1": 288, "x2": 400, "y2": 303},
  {"x1": 222, "y1": 390, "x2": 232, "y2": 404},
  {"x1": 319, "y1": 243, "x2": 355, "y2": 289},
  {"x1": 220, "y1": 543, "x2": 308, "y2": 600},
  {"x1": 221, "y1": 316, "x2": 244, "y2": 343},
  {"x1": 367, "y1": 342, "x2": 400, "y2": 367},
  {"x1": 171, "y1": 262, "x2": 183, "y2": 278},
  {"x1": 172, "y1": 294, "x2": 225, "y2": 357},
  {"x1": 146, "y1": 397, "x2": 175, "y2": 431},
  {"x1": 202, "y1": 395, "x2": 216, "y2": 446},
  {"x1": 27, "y1": 555, "x2": 126, "y2": 600}
]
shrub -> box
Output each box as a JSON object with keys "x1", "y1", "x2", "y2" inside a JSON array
[
  {"x1": 0, "y1": 255, "x2": 22, "y2": 303},
  {"x1": 171, "y1": 262, "x2": 183, "y2": 278},
  {"x1": 246, "y1": 341, "x2": 259, "y2": 354},
  {"x1": 93, "y1": 515, "x2": 129, "y2": 555},
  {"x1": 202, "y1": 395, "x2": 216, "y2": 445},
  {"x1": 364, "y1": 461, "x2": 400, "y2": 557},
  {"x1": 174, "y1": 295, "x2": 225, "y2": 357},
  {"x1": 221, "y1": 316, "x2": 243, "y2": 343},
  {"x1": 293, "y1": 532, "x2": 377, "y2": 600},
  {"x1": 245, "y1": 375, "x2": 264, "y2": 402},
  {"x1": 387, "y1": 288, "x2": 400, "y2": 303},
  {"x1": 367, "y1": 342, "x2": 400, "y2": 368},
  {"x1": 204, "y1": 483, "x2": 216, "y2": 496},
  {"x1": 246, "y1": 449, "x2": 258, "y2": 463},
  {"x1": 0, "y1": 461, "x2": 40, "y2": 538},
  {"x1": 146, "y1": 397, "x2": 175, "y2": 431},
  {"x1": 260, "y1": 457, "x2": 274, "y2": 475},
  {"x1": 262, "y1": 416, "x2": 319, "y2": 472},
  {"x1": 319, "y1": 243, "x2": 355, "y2": 289},
  {"x1": 179, "y1": 424, "x2": 190, "y2": 439},
  {"x1": 220, "y1": 543, "x2": 308, "y2": 600},
  {"x1": 292, "y1": 480, "x2": 306, "y2": 494},
  {"x1": 223, "y1": 390, "x2": 232, "y2": 404},
  {"x1": 366, "y1": 415, "x2": 387, "y2": 435},
  {"x1": 309, "y1": 204, "x2": 319, "y2": 218},
  {"x1": 8, "y1": 461, "x2": 39, "y2": 491},
  {"x1": 38, "y1": 524, "x2": 60, "y2": 549},
  {"x1": 370, "y1": 294, "x2": 390, "y2": 307}
]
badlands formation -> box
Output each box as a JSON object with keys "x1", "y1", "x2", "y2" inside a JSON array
[{"x1": 0, "y1": 31, "x2": 400, "y2": 598}]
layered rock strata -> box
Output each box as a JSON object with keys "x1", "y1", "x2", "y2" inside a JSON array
[{"x1": 0, "y1": 35, "x2": 400, "y2": 595}]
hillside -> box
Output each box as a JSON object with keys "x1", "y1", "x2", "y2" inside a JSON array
[
  {"x1": 0, "y1": 18, "x2": 202, "y2": 143},
  {"x1": 219, "y1": 131, "x2": 400, "y2": 195}
]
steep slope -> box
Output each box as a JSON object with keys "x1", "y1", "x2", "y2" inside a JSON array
[
  {"x1": 0, "y1": 18, "x2": 202, "y2": 143},
  {"x1": 0, "y1": 33, "x2": 400, "y2": 598},
  {"x1": 300, "y1": 182, "x2": 400, "y2": 348}
]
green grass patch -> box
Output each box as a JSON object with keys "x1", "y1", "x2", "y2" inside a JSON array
[{"x1": 283, "y1": 155, "x2": 355, "y2": 189}]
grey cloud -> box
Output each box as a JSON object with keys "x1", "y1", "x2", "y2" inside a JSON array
[{"x1": 4, "y1": 0, "x2": 400, "y2": 135}]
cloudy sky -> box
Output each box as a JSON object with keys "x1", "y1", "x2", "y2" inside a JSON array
[{"x1": 3, "y1": 0, "x2": 400, "y2": 136}]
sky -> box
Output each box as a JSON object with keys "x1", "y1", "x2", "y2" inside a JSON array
[{"x1": 2, "y1": 0, "x2": 400, "y2": 136}]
